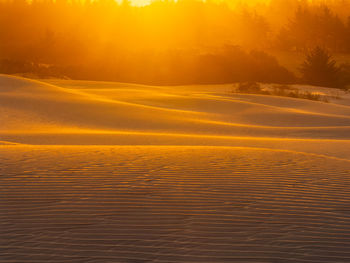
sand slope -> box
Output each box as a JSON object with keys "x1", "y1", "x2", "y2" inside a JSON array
[
  {"x1": 2, "y1": 75, "x2": 350, "y2": 262},
  {"x1": 1, "y1": 74, "x2": 350, "y2": 158}
]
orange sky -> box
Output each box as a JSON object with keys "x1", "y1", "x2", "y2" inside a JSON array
[{"x1": 126, "y1": 0, "x2": 270, "y2": 7}]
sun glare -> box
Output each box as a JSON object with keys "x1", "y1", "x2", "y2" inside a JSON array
[
  {"x1": 122, "y1": 0, "x2": 271, "y2": 7},
  {"x1": 2, "y1": 0, "x2": 350, "y2": 262}
]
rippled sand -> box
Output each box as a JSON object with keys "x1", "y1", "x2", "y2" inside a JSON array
[
  {"x1": 1, "y1": 146, "x2": 350, "y2": 262},
  {"x1": 1, "y1": 75, "x2": 350, "y2": 262}
]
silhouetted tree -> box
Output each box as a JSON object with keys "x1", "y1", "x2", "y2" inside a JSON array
[
  {"x1": 300, "y1": 47, "x2": 341, "y2": 88},
  {"x1": 339, "y1": 63, "x2": 350, "y2": 90},
  {"x1": 277, "y1": 5, "x2": 348, "y2": 52}
]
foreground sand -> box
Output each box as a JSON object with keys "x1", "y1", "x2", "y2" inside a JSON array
[
  {"x1": 2, "y1": 146, "x2": 350, "y2": 262},
  {"x1": 1, "y1": 74, "x2": 350, "y2": 262}
]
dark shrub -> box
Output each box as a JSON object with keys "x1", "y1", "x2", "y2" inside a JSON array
[
  {"x1": 300, "y1": 47, "x2": 342, "y2": 89},
  {"x1": 237, "y1": 82, "x2": 262, "y2": 94}
]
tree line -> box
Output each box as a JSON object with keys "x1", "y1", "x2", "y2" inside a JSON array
[{"x1": 0, "y1": 0, "x2": 349, "y2": 88}]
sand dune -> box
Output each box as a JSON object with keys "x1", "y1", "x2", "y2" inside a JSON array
[
  {"x1": 1, "y1": 74, "x2": 350, "y2": 158},
  {"x1": 2, "y1": 74, "x2": 350, "y2": 262},
  {"x1": 2, "y1": 74, "x2": 350, "y2": 132}
]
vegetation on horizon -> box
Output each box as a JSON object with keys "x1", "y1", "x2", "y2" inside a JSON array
[
  {"x1": 234, "y1": 82, "x2": 334, "y2": 102},
  {"x1": 301, "y1": 47, "x2": 350, "y2": 89},
  {"x1": 0, "y1": 0, "x2": 350, "y2": 86}
]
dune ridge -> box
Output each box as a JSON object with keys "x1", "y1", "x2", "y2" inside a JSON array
[{"x1": 1, "y1": 74, "x2": 350, "y2": 159}]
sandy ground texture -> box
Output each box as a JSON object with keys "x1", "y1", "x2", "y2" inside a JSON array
[{"x1": 1, "y1": 74, "x2": 350, "y2": 262}]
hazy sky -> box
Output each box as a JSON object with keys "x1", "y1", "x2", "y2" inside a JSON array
[{"x1": 128, "y1": 0, "x2": 270, "y2": 7}]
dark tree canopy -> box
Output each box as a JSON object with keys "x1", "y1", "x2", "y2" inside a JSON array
[{"x1": 300, "y1": 47, "x2": 341, "y2": 89}]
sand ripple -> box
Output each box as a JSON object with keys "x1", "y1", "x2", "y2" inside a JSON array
[{"x1": 1, "y1": 146, "x2": 350, "y2": 262}]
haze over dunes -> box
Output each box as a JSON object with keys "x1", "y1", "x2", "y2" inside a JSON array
[
  {"x1": 1, "y1": 0, "x2": 350, "y2": 85},
  {"x1": 2, "y1": 0, "x2": 350, "y2": 261}
]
